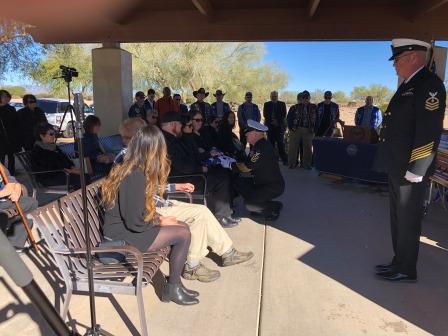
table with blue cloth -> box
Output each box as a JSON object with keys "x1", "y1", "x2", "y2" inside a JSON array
[{"x1": 313, "y1": 137, "x2": 387, "y2": 183}]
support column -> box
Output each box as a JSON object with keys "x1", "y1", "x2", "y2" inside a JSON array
[{"x1": 92, "y1": 43, "x2": 132, "y2": 136}]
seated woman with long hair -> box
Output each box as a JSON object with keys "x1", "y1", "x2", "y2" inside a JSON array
[
  {"x1": 218, "y1": 110, "x2": 245, "y2": 160},
  {"x1": 31, "y1": 123, "x2": 90, "y2": 190},
  {"x1": 101, "y1": 126, "x2": 199, "y2": 305}
]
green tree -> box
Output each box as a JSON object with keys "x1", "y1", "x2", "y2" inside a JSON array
[
  {"x1": 1, "y1": 85, "x2": 26, "y2": 97},
  {"x1": 30, "y1": 44, "x2": 94, "y2": 97},
  {"x1": 310, "y1": 89, "x2": 325, "y2": 104},
  {"x1": 332, "y1": 91, "x2": 349, "y2": 105},
  {"x1": 124, "y1": 42, "x2": 288, "y2": 105},
  {"x1": 0, "y1": 19, "x2": 44, "y2": 82},
  {"x1": 280, "y1": 91, "x2": 299, "y2": 104},
  {"x1": 350, "y1": 84, "x2": 393, "y2": 104}
]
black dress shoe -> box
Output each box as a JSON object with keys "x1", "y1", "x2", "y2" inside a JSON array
[
  {"x1": 379, "y1": 272, "x2": 417, "y2": 283},
  {"x1": 219, "y1": 217, "x2": 239, "y2": 228},
  {"x1": 374, "y1": 262, "x2": 394, "y2": 271},
  {"x1": 375, "y1": 269, "x2": 396, "y2": 276}
]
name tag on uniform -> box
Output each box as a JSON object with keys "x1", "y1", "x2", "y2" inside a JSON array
[{"x1": 401, "y1": 88, "x2": 414, "y2": 96}]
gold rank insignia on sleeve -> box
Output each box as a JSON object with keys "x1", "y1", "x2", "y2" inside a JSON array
[
  {"x1": 236, "y1": 162, "x2": 252, "y2": 172},
  {"x1": 409, "y1": 141, "x2": 434, "y2": 162},
  {"x1": 250, "y1": 152, "x2": 261, "y2": 163},
  {"x1": 425, "y1": 92, "x2": 439, "y2": 111}
]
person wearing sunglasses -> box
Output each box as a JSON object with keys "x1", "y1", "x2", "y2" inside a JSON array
[
  {"x1": 17, "y1": 94, "x2": 48, "y2": 151},
  {"x1": 173, "y1": 94, "x2": 189, "y2": 122},
  {"x1": 31, "y1": 122, "x2": 90, "y2": 190}
]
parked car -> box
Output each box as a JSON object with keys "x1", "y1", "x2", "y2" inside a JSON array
[
  {"x1": 10, "y1": 102, "x2": 24, "y2": 111},
  {"x1": 36, "y1": 98, "x2": 94, "y2": 137}
]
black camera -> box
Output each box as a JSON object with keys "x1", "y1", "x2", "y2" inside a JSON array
[{"x1": 59, "y1": 65, "x2": 78, "y2": 83}]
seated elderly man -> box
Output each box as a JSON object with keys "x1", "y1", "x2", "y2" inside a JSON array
[
  {"x1": 160, "y1": 111, "x2": 241, "y2": 228},
  {"x1": 0, "y1": 163, "x2": 38, "y2": 251},
  {"x1": 115, "y1": 118, "x2": 253, "y2": 282},
  {"x1": 355, "y1": 96, "x2": 383, "y2": 131}
]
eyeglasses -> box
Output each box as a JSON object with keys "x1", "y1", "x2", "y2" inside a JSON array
[
  {"x1": 193, "y1": 118, "x2": 203, "y2": 122},
  {"x1": 393, "y1": 52, "x2": 412, "y2": 64}
]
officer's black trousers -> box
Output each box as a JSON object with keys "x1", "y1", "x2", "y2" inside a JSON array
[
  {"x1": 388, "y1": 175, "x2": 427, "y2": 277},
  {"x1": 267, "y1": 128, "x2": 288, "y2": 164},
  {"x1": 233, "y1": 177, "x2": 282, "y2": 215}
]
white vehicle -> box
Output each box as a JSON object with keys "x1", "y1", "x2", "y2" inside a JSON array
[{"x1": 36, "y1": 98, "x2": 94, "y2": 137}]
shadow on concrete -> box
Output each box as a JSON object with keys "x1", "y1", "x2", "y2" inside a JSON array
[
  {"x1": 0, "y1": 277, "x2": 55, "y2": 336},
  {"x1": 273, "y1": 168, "x2": 448, "y2": 335}
]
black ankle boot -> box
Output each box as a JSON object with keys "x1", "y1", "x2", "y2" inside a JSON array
[
  {"x1": 161, "y1": 283, "x2": 199, "y2": 305},
  {"x1": 181, "y1": 282, "x2": 199, "y2": 297}
]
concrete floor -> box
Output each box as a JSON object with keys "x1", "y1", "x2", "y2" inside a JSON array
[{"x1": 1, "y1": 167, "x2": 447, "y2": 336}]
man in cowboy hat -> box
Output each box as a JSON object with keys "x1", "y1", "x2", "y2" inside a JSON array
[
  {"x1": 220, "y1": 120, "x2": 285, "y2": 220},
  {"x1": 190, "y1": 88, "x2": 212, "y2": 124},
  {"x1": 373, "y1": 38, "x2": 446, "y2": 283},
  {"x1": 211, "y1": 89, "x2": 231, "y2": 120}
]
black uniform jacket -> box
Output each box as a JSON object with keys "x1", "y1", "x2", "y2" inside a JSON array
[
  {"x1": 233, "y1": 138, "x2": 285, "y2": 194},
  {"x1": 373, "y1": 67, "x2": 446, "y2": 178},
  {"x1": 263, "y1": 100, "x2": 287, "y2": 129}
]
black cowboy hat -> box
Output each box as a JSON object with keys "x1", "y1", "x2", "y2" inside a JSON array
[
  {"x1": 213, "y1": 89, "x2": 225, "y2": 97},
  {"x1": 193, "y1": 87, "x2": 209, "y2": 98}
]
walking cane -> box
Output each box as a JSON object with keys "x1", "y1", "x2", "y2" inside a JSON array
[{"x1": 0, "y1": 164, "x2": 39, "y2": 252}]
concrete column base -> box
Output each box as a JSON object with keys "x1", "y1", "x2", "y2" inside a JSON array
[{"x1": 92, "y1": 45, "x2": 132, "y2": 136}]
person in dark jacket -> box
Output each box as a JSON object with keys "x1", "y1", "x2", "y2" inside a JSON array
[
  {"x1": 211, "y1": 90, "x2": 231, "y2": 120},
  {"x1": 128, "y1": 91, "x2": 148, "y2": 121},
  {"x1": 373, "y1": 38, "x2": 446, "y2": 283},
  {"x1": 221, "y1": 120, "x2": 285, "y2": 220},
  {"x1": 173, "y1": 94, "x2": 189, "y2": 123},
  {"x1": 102, "y1": 125, "x2": 198, "y2": 305},
  {"x1": 31, "y1": 123, "x2": 90, "y2": 190},
  {"x1": 263, "y1": 91, "x2": 288, "y2": 165},
  {"x1": 237, "y1": 92, "x2": 261, "y2": 149},
  {"x1": 217, "y1": 110, "x2": 244, "y2": 160},
  {"x1": 18, "y1": 94, "x2": 48, "y2": 151},
  {"x1": 0, "y1": 90, "x2": 20, "y2": 175},
  {"x1": 74, "y1": 115, "x2": 114, "y2": 177},
  {"x1": 161, "y1": 111, "x2": 240, "y2": 228}
]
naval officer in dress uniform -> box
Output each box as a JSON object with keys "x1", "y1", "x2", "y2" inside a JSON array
[
  {"x1": 373, "y1": 38, "x2": 446, "y2": 282},
  {"x1": 219, "y1": 120, "x2": 285, "y2": 220}
]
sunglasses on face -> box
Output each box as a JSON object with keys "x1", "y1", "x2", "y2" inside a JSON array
[{"x1": 193, "y1": 118, "x2": 203, "y2": 122}]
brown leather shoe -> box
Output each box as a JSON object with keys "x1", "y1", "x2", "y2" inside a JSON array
[
  {"x1": 221, "y1": 248, "x2": 254, "y2": 267},
  {"x1": 182, "y1": 263, "x2": 221, "y2": 282}
]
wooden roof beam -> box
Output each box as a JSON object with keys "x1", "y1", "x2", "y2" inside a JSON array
[
  {"x1": 307, "y1": 0, "x2": 321, "y2": 19},
  {"x1": 192, "y1": 0, "x2": 214, "y2": 18},
  {"x1": 412, "y1": 0, "x2": 448, "y2": 19}
]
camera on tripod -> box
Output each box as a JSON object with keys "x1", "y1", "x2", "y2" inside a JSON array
[{"x1": 59, "y1": 65, "x2": 78, "y2": 83}]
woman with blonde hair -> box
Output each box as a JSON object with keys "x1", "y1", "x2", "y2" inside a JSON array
[{"x1": 102, "y1": 125, "x2": 199, "y2": 305}]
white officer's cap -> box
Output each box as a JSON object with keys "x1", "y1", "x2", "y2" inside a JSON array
[
  {"x1": 389, "y1": 38, "x2": 431, "y2": 61},
  {"x1": 245, "y1": 119, "x2": 268, "y2": 133}
]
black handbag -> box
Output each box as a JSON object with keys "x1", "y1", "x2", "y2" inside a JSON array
[{"x1": 96, "y1": 237, "x2": 127, "y2": 264}]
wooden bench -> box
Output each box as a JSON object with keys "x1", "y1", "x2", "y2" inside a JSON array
[{"x1": 29, "y1": 180, "x2": 169, "y2": 336}]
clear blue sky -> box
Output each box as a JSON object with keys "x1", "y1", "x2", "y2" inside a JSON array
[
  {"x1": 4, "y1": 41, "x2": 448, "y2": 95},
  {"x1": 264, "y1": 41, "x2": 448, "y2": 94}
]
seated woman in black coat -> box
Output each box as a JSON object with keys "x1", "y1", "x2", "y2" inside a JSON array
[
  {"x1": 102, "y1": 125, "x2": 198, "y2": 305},
  {"x1": 75, "y1": 115, "x2": 114, "y2": 177},
  {"x1": 31, "y1": 123, "x2": 90, "y2": 190},
  {"x1": 218, "y1": 110, "x2": 245, "y2": 160}
]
